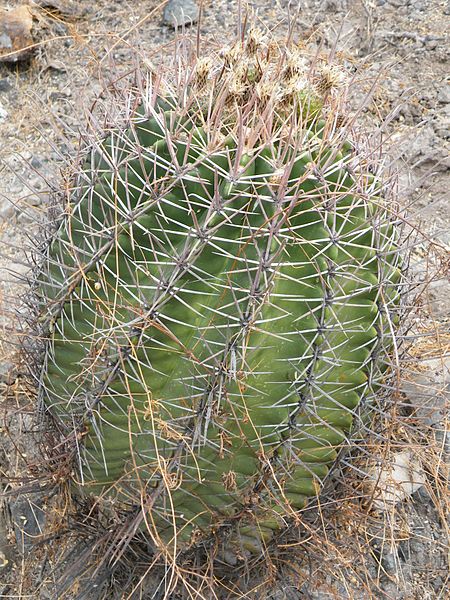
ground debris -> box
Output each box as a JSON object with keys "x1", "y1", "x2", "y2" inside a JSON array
[{"x1": 0, "y1": 0, "x2": 448, "y2": 598}]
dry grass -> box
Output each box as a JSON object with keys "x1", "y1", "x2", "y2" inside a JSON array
[{"x1": 0, "y1": 5, "x2": 448, "y2": 600}]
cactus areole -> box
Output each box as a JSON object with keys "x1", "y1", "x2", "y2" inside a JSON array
[{"x1": 37, "y1": 33, "x2": 401, "y2": 553}]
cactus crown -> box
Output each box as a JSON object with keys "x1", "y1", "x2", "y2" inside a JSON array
[{"x1": 36, "y1": 30, "x2": 401, "y2": 558}]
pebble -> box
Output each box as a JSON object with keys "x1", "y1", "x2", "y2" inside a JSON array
[
  {"x1": 31, "y1": 156, "x2": 43, "y2": 169},
  {"x1": 402, "y1": 357, "x2": 449, "y2": 425},
  {"x1": 0, "y1": 199, "x2": 15, "y2": 220},
  {"x1": 437, "y1": 85, "x2": 450, "y2": 104},
  {"x1": 163, "y1": 0, "x2": 199, "y2": 29},
  {"x1": 0, "y1": 78, "x2": 11, "y2": 92},
  {"x1": 0, "y1": 5, "x2": 34, "y2": 63},
  {"x1": 428, "y1": 276, "x2": 450, "y2": 316},
  {"x1": 0, "y1": 102, "x2": 7, "y2": 123},
  {"x1": 0, "y1": 360, "x2": 16, "y2": 383},
  {"x1": 382, "y1": 550, "x2": 400, "y2": 574},
  {"x1": 367, "y1": 451, "x2": 427, "y2": 509},
  {"x1": 49, "y1": 88, "x2": 72, "y2": 101},
  {"x1": 404, "y1": 124, "x2": 439, "y2": 166}
]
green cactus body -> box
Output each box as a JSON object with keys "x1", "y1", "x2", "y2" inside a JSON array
[{"x1": 37, "y1": 38, "x2": 401, "y2": 553}]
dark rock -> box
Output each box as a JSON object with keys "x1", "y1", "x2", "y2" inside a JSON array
[
  {"x1": 163, "y1": 0, "x2": 199, "y2": 29},
  {"x1": 31, "y1": 156, "x2": 43, "y2": 169},
  {"x1": 49, "y1": 88, "x2": 72, "y2": 101},
  {"x1": 0, "y1": 78, "x2": 11, "y2": 92},
  {"x1": 382, "y1": 550, "x2": 400, "y2": 574}
]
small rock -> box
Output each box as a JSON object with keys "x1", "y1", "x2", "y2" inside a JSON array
[
  {"x1": 319, "y1": 0, "x2": 348, "y2": 10},
  {"x1": 381, "y1": 549, "x2": 400, "y2": 574},
  {"x1": 44, "y1": 58, "x2": 67, "y2": 72},
  {"x1": 0, "y1": 6, "x2": 34, "y2": 63},
  {"x1": 404, "y1": 124, "x2": 442, "y2": 167},
  {"x1": 444, "y1": 1, "x2": 450, "y2": 16},
  {"x1": 0, "y1": 78, "x2": 11, "y2": 92},
  {"x1": 0, "y1": 360, "x2": 17, "y2": 384},
  {"x1": 402, "y1": 357, "x2": 449, "y2": 425},
  {"x1": 163, "y1": 0, "x2": 198, "y2": 29},
  {"x1": 426, "y1": 39, "x2": 439, "y2": 50},
  {"x1": 366, "y1": 451, "x2": 427, "y2": 509},
  {"x1": 49, "y1": 87, "x2": 72, "y2": 101},
  {"x1": 435, "y1": 126, "x2": 450, "y2": 140},
  {"x1": 31, "y1": 156, "x2": 43, "y2": 169},
  {"x1": 0, "y1": 102, "x2": 8, "y2": 123},
  {"x1": 427, "y1": 277, "x2": 450, "y2": 317},
  {"x1": 0, "y1": 200, "x2": 15, "y2": 220},
  {"x1": 437, "y1": 85, "x2": 450, "y2": 104}
]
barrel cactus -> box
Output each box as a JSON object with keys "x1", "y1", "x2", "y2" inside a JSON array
[{"x1": 35, "y1": 30, "x2": 401, "y2": 558}]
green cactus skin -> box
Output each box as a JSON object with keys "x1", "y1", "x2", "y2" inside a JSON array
[{"x1": 37, "y1": 36, "x2": 401, "y2": 554}]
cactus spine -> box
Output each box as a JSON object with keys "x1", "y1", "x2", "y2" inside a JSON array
[{"x1": 36, "y1": 31, "x2": 401, "y2": 553}]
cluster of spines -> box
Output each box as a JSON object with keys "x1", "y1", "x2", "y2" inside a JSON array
[{"x1": 35, "y1": 31, "x2": 402, "y2": 557}]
